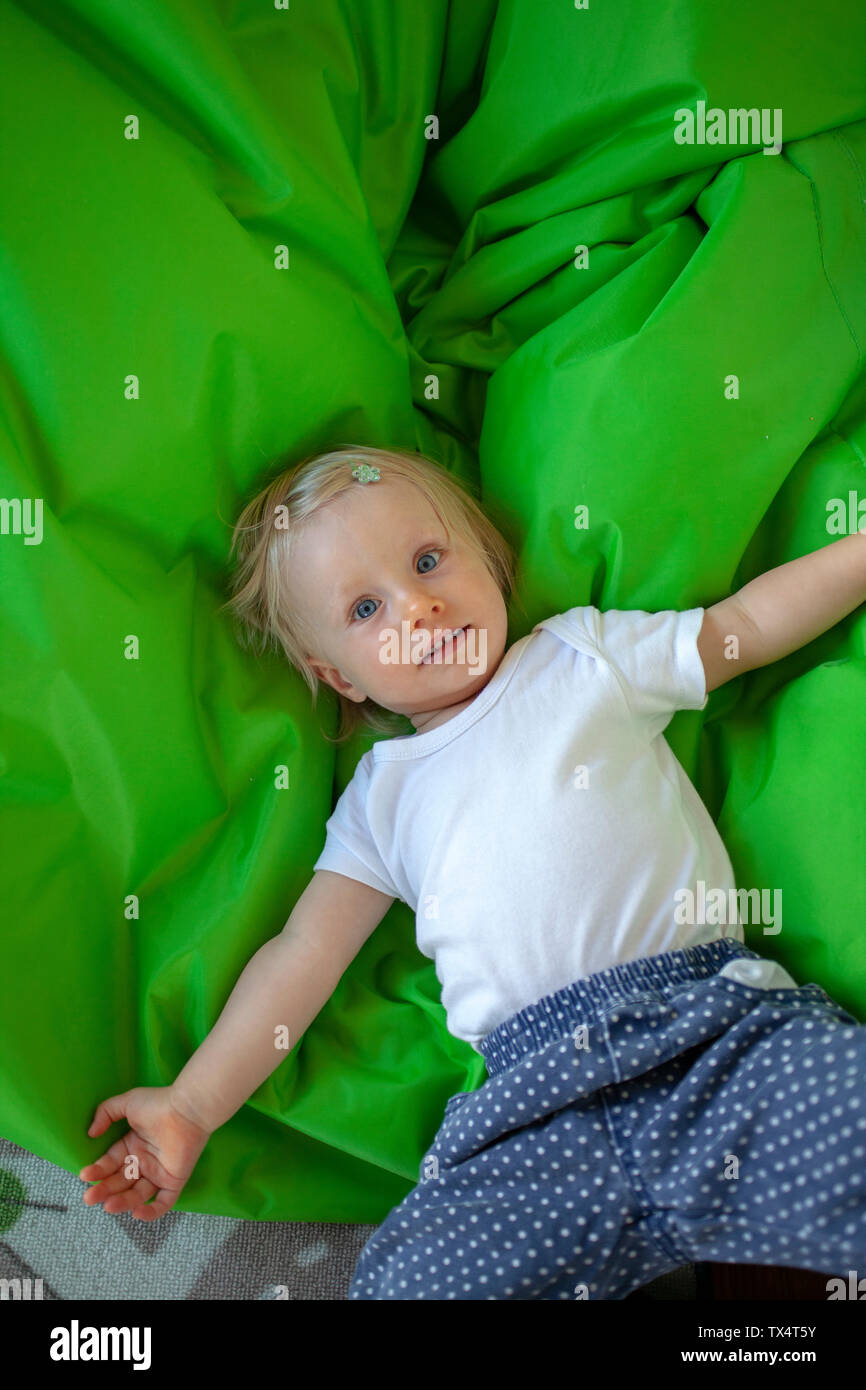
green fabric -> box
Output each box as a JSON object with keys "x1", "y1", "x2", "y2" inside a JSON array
[{"x1": 2, "y1": 0, "x2": 865, "y2": 1222}]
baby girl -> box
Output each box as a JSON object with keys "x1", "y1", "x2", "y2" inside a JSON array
[{"x1": 79, "y1": 444, "x2": 866, "y2": 1300}]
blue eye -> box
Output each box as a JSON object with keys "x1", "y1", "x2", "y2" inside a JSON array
[{"x1": 350, "y1": 550, "x2": 442, "y2": 621}]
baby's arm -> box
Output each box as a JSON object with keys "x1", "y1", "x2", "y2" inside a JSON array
[
  {"x1": 170, "y1": 871, "x2": 395, "y2": 1135},
  {"x1": 697, "y1": 530, "x2": 866, "y2": 695}
]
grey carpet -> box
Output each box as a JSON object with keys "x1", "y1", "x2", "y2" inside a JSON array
[{"x1": 0, "y1": 1135, "x2": 696, "y2": 1299}]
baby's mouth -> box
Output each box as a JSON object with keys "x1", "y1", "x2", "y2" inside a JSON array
[{"x1": 421, "y1": 625, "x2": 469, "y2": 665}]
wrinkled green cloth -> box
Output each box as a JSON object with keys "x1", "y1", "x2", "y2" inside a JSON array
[{"x1": 2, "y1": 0, "x2": 865, "y2": 1221}]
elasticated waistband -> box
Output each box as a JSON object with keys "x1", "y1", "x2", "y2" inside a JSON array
[{"x1": 478, "y1": 937, "x2": 759, "y2": 1077}]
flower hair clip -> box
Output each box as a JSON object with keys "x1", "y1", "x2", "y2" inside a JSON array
[{"x1": 351, "y1": 462, "x2": 381, "y2": 483}]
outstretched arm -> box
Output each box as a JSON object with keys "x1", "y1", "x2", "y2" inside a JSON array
[{"x1": 697, "y1": 530, "x2": 866, "y2": 694}]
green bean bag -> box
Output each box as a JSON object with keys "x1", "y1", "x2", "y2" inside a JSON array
[{"x1": 2, "y1": 0, "x2": 865, "y2": 1221}]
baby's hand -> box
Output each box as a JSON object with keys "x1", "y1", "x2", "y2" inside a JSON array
[{"x1": 79, "y1": 1087, "x2": 212, "y2": 1221}]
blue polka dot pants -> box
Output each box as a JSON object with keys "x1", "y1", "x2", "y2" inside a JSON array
[{"x1": 348, "y1": 937, "x2": 866, "y2": 1299}]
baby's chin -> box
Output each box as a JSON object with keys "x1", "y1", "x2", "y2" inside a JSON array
[{"x1": 398, "y1": 674, "x2": 495, "y2": 720}]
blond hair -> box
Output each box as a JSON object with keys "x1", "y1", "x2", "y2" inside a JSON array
[{"x1": 219, "y1": 444, "x2": 522, "y2": 745}]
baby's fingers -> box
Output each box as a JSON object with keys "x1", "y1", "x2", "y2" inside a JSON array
[
  {"x1": 85, "y1": 1092, "x2": 132, "y2": 1138},
  {"x1": 78, "y1": 1133, "x2": 131, "y2": 1182},
  {"x1": 99, "y1": 1177, "x2": 157, "y2": 1216},
  {"x1": 81, "y1": 1166, "x2": 140, "y2": 1206},
  {"x1": 130, "y1": 1190, "x2": 178, "y2": 1222}
]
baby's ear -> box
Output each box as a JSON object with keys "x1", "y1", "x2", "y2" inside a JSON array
[{"x1": 311, "y1": 660, "x2": 367, "y2": 703}]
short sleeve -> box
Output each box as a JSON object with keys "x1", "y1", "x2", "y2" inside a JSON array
[
  {"x1": 313, "y1": 754, "x2": 400, "y2": 900},
  {"x1": 547, "y1": 605, "x2": 708, "y2": 737}
]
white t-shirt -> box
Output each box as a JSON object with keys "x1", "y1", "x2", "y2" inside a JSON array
[{"x1": 313, "y1": 606, "x2": 744, "y2": 1051}]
